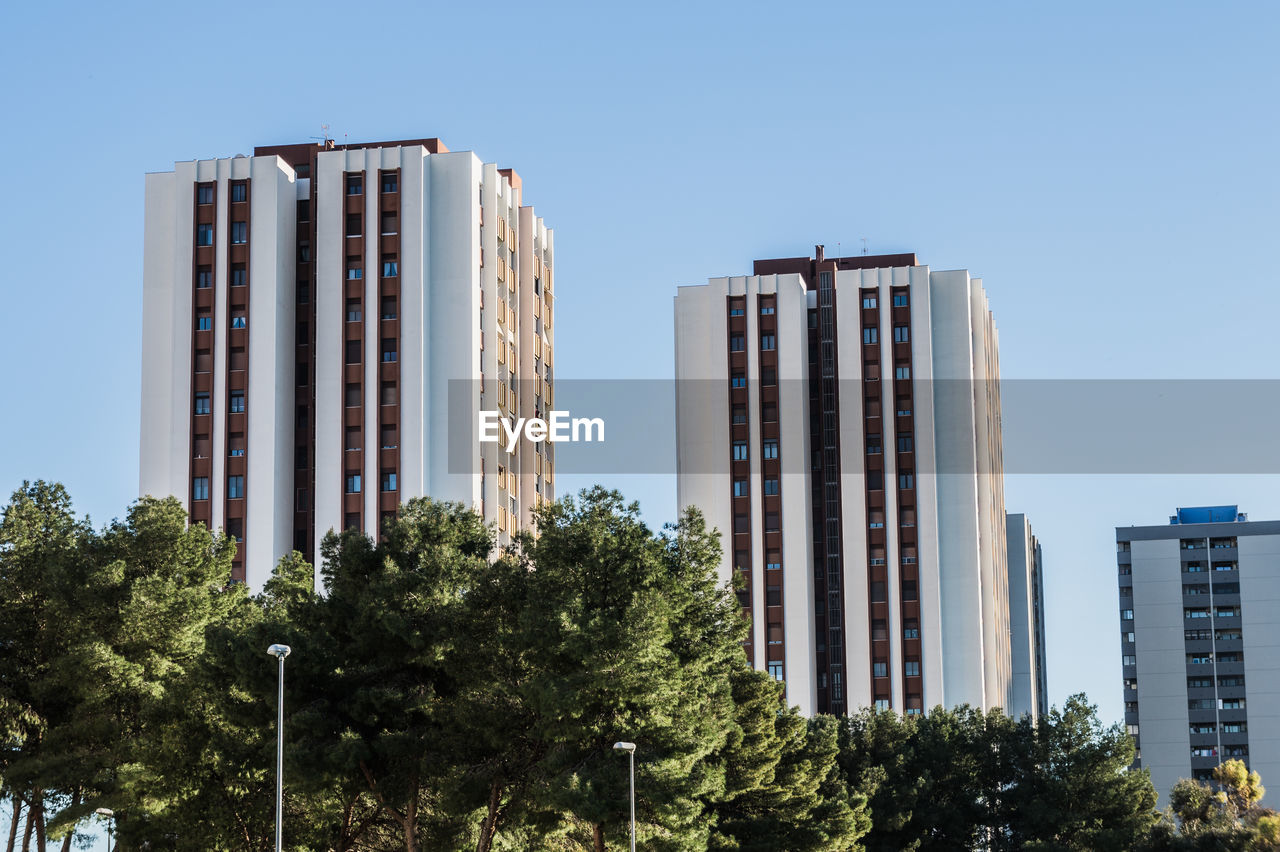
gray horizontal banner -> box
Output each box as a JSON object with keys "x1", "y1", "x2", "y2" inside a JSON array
[{"x1": 447, "y1": 380, "x2": 1280, "y2": 474}]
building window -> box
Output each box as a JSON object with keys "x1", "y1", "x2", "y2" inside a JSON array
[
  {"x1": 873, "y1": 660, "x2": 887, "y2": 678},
  {"x1": 226, "y1": 517, "x2": 243, "y2": 543},
  {"x1": 345, "y1": 340, "x2": 363, "y2": 365},
  {"x1": 381, "y1": 382, "x2": 397, "y2": 406},
  {"x1": 230, "y1": 183, "x2": 246, "y2": 203},
  {"x1": 862, "y1": 293, "x2": 877, "y2": 309},
  {"x1": 229, "y1": 391, "x2": 245, "y2": 413},
  {"x1": 382, "y1": 257, "x2": 398, "y2": 277},
  {"x1": 734, "y1": 514, "x2": 748, "y2": 534},
  {"x1": 732, "y1": 405, "x2": 747, "y2": 424},
  {"x1": 831, "y1": 671, "x2": 844, "y2": 700},
  {"x1": 1123, "y1": 654, "x2": 1137, "y2": 665},
  {"x1": 346, "y1": 213, "x2": 361, "y2": 237},
  {"x1": 1222, "y1": 723, "x2": 1247, "y2": 733},
  {"x1": 733, "y1": 479, "x2": 747, "y2": 497},
  {"x1": 347, "y1": 176, "x2": 363, "y2": 195},
  {"x1": 768, "y1": 661, "x2": 784, "y2": 681},
  {"x1": 194, "y1": 392, "x2": 210, "y2": 415},
  {"x1": 904, "y1": 660, "x2": 921, "y2": 677},
  {"x1": 765, "y1": 552, "x2": 781, "y2": 571},
  {"x1": 899, "y1": 472, "x2": 915, "y2": 489},
  {"x1": 763, "y1": 440, "x2": 779, "y2": 459},
  {"x1": 760, "y1": 334, "x2": 776, "y2": 350},
  {"x1": 893, "y1": 325, "x2": 909, "y2": 343},
  {"x1": 197, "y1": 184, "x2": 213, "y2": 205},
  {"x1": 196, "y1": 223, "x2": 214, "y2": 246},
  {"x1": 346, "y1": 298, "x2": 362, "y2": 322},
  {"x1": 731, "y1": 374, "x2": 746, "y2": 388},
  {"x1": 348, "y1": 264, "x2": 363, "y2": 280},
  {"x1": 729, "y1": 335, "x2": 744, "y2": 352},
  {"x1": 196, "y1": 314, "x2": 212, "y2": 331},
  {"x1": 1184, "y1": 608, "x2": 1208, "y2": 619},
  {"x1": 381, "y1": 212, "x2": 398, "y2": 235},
  {"x1": 763, "y1": 478, "x2": 779, "y2": 496},
  {"x1": 766, "y1": 586, "x2": 781, "y2": 606},
  {"x1": 231, "y1": 313, "x2": 246, "y2": 329},
  {"x1": 863, "y1": 327, "x2": 878, "y2": 344},
  {"x1": 902, "y1": 580, "x2": 918, "y2": 600},
  {"x1": 866, "y1": 433, "x2": 882, "y2": 454},
  {"x1": 905, "y1": 696, "x2": 923, "y2": 716},
  {"x1": 196, "y1": 266, "x2": 212, "y2": 288},
  {"x1": 872, "y1": 619, "x2": 887, "y2": 641},
  {"x1": 192, "y1": 476, "x2": 209, "y2": 501},
  {"x1": 227, "y1": 475, "x2": 244, "y2": 499},
  {"x1": 381, "y1": 296, "x2": 397, "y2": 319},
  {"x1": 760, "y1": 304, "x2": 775, "y2": 315},
  {"x1": 1121, "y1": 609, "x2": 1134, "y2": 620},
  {"x1": 231, "y1": 222, "x2": 247, "y2": 244},
  {"x1": 874, "y1": 698, "x2": 890, "y2": 711},
  {"x1": 382, "y1": 339, "x2": 398, "y2": 362},
  {"x1": 904, "y1": 620, "x2": 920, "y2": 639},
  {"x1": 346, "y1": 473, "x2": 362, "y2": 493},
  {"x1": 229, "y1": 264, "x2": 246, "y2": 286},
  {"x1": 762, "y1": 404, "x2": 777, "y2": 422},
  {"x1": 870, "y1": 581, "x2": 887, "y2": 602},
  {"x1": 895, "y1": 366, "x2": 911, "y2": 380},
  {"x1": 764, "y1": 513, "x2": 779, "y2": 532},
  {"x1": 381, "y1": 471, "x2": 398, "y2": 492},
  {"x1": 735, "y1": 550, "x2": 749, "y2": 571},
  {"x1": 867, "y1": 470, "x2": 883, "y2": 490},
  {"x1": 732, "y1": 441, "x2": 748, "y2": 461},
  {"x1": 893, "y1": 292, "x2": 909, "y2": 307},
  {"x1": 382, "y1": 173, "x2": 398, "y2": 193},
  {"x1": 228, "y1": 433, "x2": 245, "y2": 457},
  {"x1": 762, "y1": 368, "x2": 776, "y2": 386}
]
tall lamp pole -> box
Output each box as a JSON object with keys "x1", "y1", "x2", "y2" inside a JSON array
[
  {"x1": 613, "y1": 742, "x2": 636, "y2": 852},
  {"x1": 267, "y1": 644, "x2": 292, "y2": 852},
  {"x1": 94, "y1": 807, "x2": 113, "y2": 852}
]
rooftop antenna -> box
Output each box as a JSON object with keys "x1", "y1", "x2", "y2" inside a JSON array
[
  {"x1": 861, "y1": 237, "x2": 868, "y2": 256},
  {"x1": 310, "y1": 124, "x2": 334, "y2": 148}
]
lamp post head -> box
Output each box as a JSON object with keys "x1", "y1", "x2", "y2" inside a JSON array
[
  {"x1": 95, "y1": 808, "x2": 113, "y2": 817},
  {"x1": 267, "y1": 644, "x2": 292, "y2": 659},
  {"x1": 613, "y1": 741, "x2": 636, "y2": 753}
]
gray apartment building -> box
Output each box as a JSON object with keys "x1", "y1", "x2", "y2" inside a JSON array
[{"x1": 1118, "y1": 506, "x2": 1280, "y2": 805}]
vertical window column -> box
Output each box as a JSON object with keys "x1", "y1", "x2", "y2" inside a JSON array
[
  {"x1": 890, "y1": 285, "x2": 921, "y2": 703},
  {"x1": 859, "y1": 280, "x2": 888, "y2": 711},
  {"x1": 726, "y1": 295, "x2": 753, "y2": 666},
  {"x1": 224, "y1": 179, "x2": 251, "y2": 582},
  {"x1": 377, "y1": 169, "x2": 401, "y2": 535},
  {"x1": 189, "y1": 181, "x2": 217, "y2": 533},
  {"x1": 342, "y1": 170, "x2": 367, "y2": 533}
]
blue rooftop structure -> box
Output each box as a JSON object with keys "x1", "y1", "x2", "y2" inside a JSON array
[{"x1": 1169, "y1": 505, "x2": 1245, "y2": 525}]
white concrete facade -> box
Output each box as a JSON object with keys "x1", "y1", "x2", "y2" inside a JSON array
[
  {"x1": 1006, "y1": 513, "x2": 1048, "y2": 720},
  {"x1": 141, "y1": 141, "x2": 554, "y2": 590},
  {"x1": 675, "y1": 255, "x2": 1017, "y2": 716}
]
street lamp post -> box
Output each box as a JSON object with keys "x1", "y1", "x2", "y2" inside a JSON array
[
  {"x1": 612, "y1": 742, "x2": 636, "y2": 852},
  {"x1": 94, "y1": 808, "x2": 113, "y2": 852},
  {"x1": 267, "y1": 644, "x2": 292, "y2": 852}
]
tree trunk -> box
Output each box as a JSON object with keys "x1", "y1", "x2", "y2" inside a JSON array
[
  {"x1": 58, "y1": 790, "x2": 79, "y2": 852},
  {"x1": 19, "y1": 800, "x2": 32, "y2": 852},
  {"x1": 6, "y1": 797, "x2": 20, "y2": 852},
  {"x1": 403, "y1": 788, "x2": 418, "y2": 852},
  {"x1": 592, "y1": 823, "x2": 605, "y2": 852},
  {"x1": 475, "y1": 780, "x2": 503, "y2": 852},
  {"x1": 32, "y1": 796, "x2": 45, "y2": 852}
]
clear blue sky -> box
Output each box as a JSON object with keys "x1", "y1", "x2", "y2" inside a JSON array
[{"x1": 2, "y1": 0, "x2": 1279, "y2": 734}]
